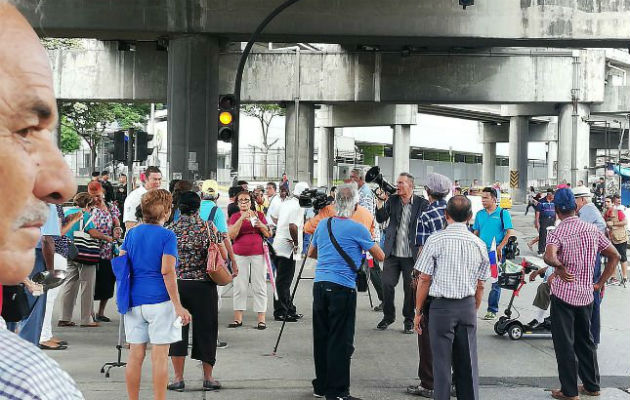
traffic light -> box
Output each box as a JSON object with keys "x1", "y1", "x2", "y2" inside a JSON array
[
  {"x1": 112, "y1": 130, "x2": 128, "y2": 162},
  {"x1": 459, "y1": 0, "x2": 474, "y2": 9},
  {"x1": 135, "y1": 130, "x2": 154, "y2": 161},
  {"x1": 218, "y1": 94, "x2": 236, "y2": 143}
]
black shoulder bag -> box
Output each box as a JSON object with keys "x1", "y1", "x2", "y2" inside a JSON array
[{"x1": 326, "y1": 218, "x2": 368, "y2": 292}]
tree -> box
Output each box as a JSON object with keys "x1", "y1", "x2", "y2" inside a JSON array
[
  {"x1": 60, "y1": 102, "x2": 151, "y2": 171},
  {"x1": 242, "y1": 104, "x2": 285, "y2": 179},
  {"x1": 59, "y1": 116, "x2": 81, "y2": 154}
]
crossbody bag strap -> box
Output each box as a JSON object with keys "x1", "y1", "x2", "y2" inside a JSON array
[
  {"x1": 208, "y1": 206, "x2": 219, "y2": 224},
  {"x1": 326, "y1": 218, "x2": 359, "y2": 273}
]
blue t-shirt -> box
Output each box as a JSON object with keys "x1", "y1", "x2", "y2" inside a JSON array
[
  {"x1": 64, "y1": 207, "x2": 95, "y2": 239},
  {"x1": 536, "y1": 198, "x2": 556, "y2": 220},
  {"x1": 199, "y1": 200, "x2": 228, "y2": 233},
  {"x1": 311, "y1": 217, "x2": 374, "y2": 289},
  {"x1": 473, "y1": 207, "x2": 513, "y2": 251},
  {"x1": 121, "y1": 224, "x2": 178, "y2": 307},
  {"x1": 37, "y1": 204, "x2": 61, "y2": 249}
]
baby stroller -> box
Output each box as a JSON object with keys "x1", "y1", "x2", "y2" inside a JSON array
[{"x1": 493, "y1": 258, "x2": 545, "y2": 340}]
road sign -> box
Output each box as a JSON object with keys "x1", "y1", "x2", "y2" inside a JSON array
[{"x1": 510, "y1": 170, "x2": 519, "y2": 188}]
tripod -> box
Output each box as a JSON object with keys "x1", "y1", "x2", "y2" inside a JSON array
[{"x1": 100, "y1": 314, "x2": 127, "y2": 378}]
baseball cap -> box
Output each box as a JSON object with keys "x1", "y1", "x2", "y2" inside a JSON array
[
  {"x1": 572, "y1": 186, "x2": 591, "y2": 198},
  {"x1": 201, "y1": 179, "x2": 219, "y2": 195},
  {"x1": 293, "y1": 181, "x2": 309, "y2": 196},
  {"x1": 425, "y1": 173, "x2": 452, "y2": 195},
  {"x1": 554, "y1": 188, "x2": 576, "y2": 212}
]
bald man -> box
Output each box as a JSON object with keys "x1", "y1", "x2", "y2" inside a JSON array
[{"x1": 0, "y1": 2, "x2": 82, "y2": 398}]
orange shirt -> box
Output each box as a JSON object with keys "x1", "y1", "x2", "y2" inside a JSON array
[{"x1": 304, "y1": 204, "x2": 375, "y2": 238}]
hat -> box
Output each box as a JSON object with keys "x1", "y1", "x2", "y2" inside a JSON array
[
  {"x1": 572, "y1": 186, "x2": 591, "y2": 198},
  {"x1": 201, "y1": 179, "x2": 219, "y2": 195},
  {"x1": 87, "y1": 181, "x2": 103, "y2": 196},
  {"x1": 554, "y1": 188, "x2": 576, "y2": 213},
  {"x1": 293, "y1": 181, "x2": 309, "y2": 196},
  {"x1": 425, "y1": 173, "x2": 452, "y2": 195}
]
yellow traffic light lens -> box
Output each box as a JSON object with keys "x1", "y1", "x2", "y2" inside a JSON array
[{"x1": 219, "y1": 111, "x2": 233, "y2": 125}]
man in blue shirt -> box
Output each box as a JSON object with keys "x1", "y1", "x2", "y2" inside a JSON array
[
  {"x1": 473, "y1": 187, "x2": 515, "y2": 320},
  {"x1": 308, "y1": 184, "x2": 384, "y2": 400},
  {"x1": 535, "y1": 189, "x2": 557, "y2": 255}
]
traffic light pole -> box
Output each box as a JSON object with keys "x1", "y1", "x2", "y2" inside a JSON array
[
  {"x1": 127, "y1": 128, "x2": 135, "y2": 196},
  {"x1": 232, "y1": 0, "x2": 302, "y2": 174}
]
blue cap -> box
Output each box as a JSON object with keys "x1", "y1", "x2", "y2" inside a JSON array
[{"x1": 554, "y1": 188, "x2": 576, "y2": 213}]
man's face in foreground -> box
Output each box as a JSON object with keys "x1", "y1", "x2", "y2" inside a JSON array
[{"x1": 0, "y1": 4, "x2": 76, "y2": 284}]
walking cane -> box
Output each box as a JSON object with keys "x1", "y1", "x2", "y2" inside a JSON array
[
  {"x1": 365, "y1": 258, "x2": 374, "y2": 309},
  {"x1": 100, "y1": 315, "x2": 127, "y2": 378}
]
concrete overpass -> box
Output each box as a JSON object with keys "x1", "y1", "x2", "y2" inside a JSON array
[{"x1": 19, "y1": 0, "x2": 630, "y2": 48}]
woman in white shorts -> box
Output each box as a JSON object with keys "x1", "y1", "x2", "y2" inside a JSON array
[{"x1": 119, "y1": 189, "x2": 191, "y2": 400}]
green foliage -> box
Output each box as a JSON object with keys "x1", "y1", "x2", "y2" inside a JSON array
[
  {"x1": 241, "y1": 104, "x2": 285, "y2": 150},
  {"x1": 40, "y1": 38, "x2": 83, "y2": 50},
  {"x1": 59, "y1": 116, "x2": 81, "y2": 154},
  {"x1": 357, "y1": 144, "x2": 384, "y2": 166}
]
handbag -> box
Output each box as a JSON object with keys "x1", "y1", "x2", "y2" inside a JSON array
[
  {"x1": 206, "y1": 222, "x2": 232, "y2": 286},
  {"x1": 326, "y1": 218, "x2": 368, "y2": 292},
  {"x1": 111, "y1": 254, "x2": 131, "y2": 314},
  {"x1": 72, "y1": 213, "x2": 100, "y2": 265},
  {"x1": 1, "y1": 285, "x2": 30, "y2": 322}
]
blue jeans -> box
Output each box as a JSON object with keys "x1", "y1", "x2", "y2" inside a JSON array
[
  {"x1": 302, "y1": 233, "x2": 312, "y2": 256},
  {"x1": 487, "y1": 282, "x2": 501, "y2": 314},
  {"x1": 18, "y1": 249, "x2": 47, "y2": 346},
  {"x1": 591, "y1": 254, "x2": 602, "y2": 344}
]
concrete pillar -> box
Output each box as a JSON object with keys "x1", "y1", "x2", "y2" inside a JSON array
[
  {"x1": 392, "y1": 124, "x2": 411, "y2": 181},
  {"x1": 509, "y1": 116, "x2": 529, "y2": 204},
  {"x1": 482, "y1": 142, "x2": 496, "y2": 187},
  {"x1": 317, "y1": 127, "x2": 334, "y2": 188},
  {"x1": 547, "y1": 141, "x2": 558, "y2": 181},
  {"x1": 558, "y1": 103, "x2": 590, "y2": 185},
  {"x1": 589, "y1": 148, "x2": 598, "y2": 169},
  {"x1": 167, "y1": 35, "x2": 219, "y2": 181},
  {"x1": 285, "y1": 102, "x2": 315, "y2": 184}
]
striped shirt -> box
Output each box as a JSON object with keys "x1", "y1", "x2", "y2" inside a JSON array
[
  {"x1": 0, "y1": 318, "x2": 84, "y2": 399},
  {"x1": 416, "y1": 199, "x2": 447, "y2": 246},
  {"x1": 394, "y1": 197, "x2": 413, "y2": 258},
  {"x1": 358, "y1": 183, "x2": 380, "y2": 242},
  {"x1": 414, "y1": 223, "x2": 490, "y2": 299},
  {"x1": 546, "y1": 216, "x2": 611, "y2": 306}
]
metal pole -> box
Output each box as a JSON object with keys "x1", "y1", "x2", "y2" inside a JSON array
[
  {"x1": 127, "y1": 128, "x2": 134, "y2": 195},
  {"x1": 232, "y1": 0, "x2": 303, "y2": 174}
]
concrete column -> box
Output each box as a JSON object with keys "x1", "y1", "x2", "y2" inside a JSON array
[
  {"x1": 558, "y1": 103, "x2": 590, "y2": 185},
  {"x1": 392, "y1": 124, "x2": 411, "y2": 181},
  {"x1": 167, "y1": 35, "x2": 219, "y2": 181},
  {"x1": 285, "y1": 102, "x2": 315, "y2": 184},
  {"x1": 317, "y1": 127, "x2": 334, "y2": 188},
  {"x1": 589, "y1": 148, "x2": 598, "y2": 169},
  {"x1": 509, "y1": 116, "x2": 529, "y2": 204},
  {"x1": 547, "y1": 141, "x2": 558, "y2": 181},
  {"x1": 482, "y1": 142, "x2": 496, "y2": 187}
]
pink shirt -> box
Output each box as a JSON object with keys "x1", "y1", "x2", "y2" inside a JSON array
[
  {"x1": 546, "y1": 216, "x2": 611, "y2": 306},
  {"x1": 229, "y1": 211, "x2": 267, "y2": 256}
]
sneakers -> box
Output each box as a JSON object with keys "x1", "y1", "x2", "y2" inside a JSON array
[
  {"x1": 403, "y1": 322, "x2": 414, "y2": 334},
  {"x1": 526, "y1": 319, "x2": 541, "y2": 329},
  {"x1": 312, "y1": 379, "x2": 324, "y2": 398},
  {"x1": 406, "y1": 384, "x2": 433, "y2": 398},
  {"x1": 482, "y1": 312, "x2": 496, "y2": 320},
  {"x1": 373, "y1": 302, "x2": 383, "y2": 312},
  {"x1": 167, "y1": 381, "x2": 185, "y2": 392},
  {"x1": 216, "y1": 340, "x2": 228, "y2": 349},
  {"x1": 376, "y1": 319, "x2": 394, "y2": 330}
]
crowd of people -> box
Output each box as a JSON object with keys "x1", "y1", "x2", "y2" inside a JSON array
[{"x1": 0, "y1": 3, "x2": 627, "y2": 400}]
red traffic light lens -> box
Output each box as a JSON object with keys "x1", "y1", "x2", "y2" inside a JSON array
[{"x1": 219, "y1": 95, "x2": 235, "y2": 109}]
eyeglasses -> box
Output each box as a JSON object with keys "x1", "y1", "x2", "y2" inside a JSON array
[{"x1": 238, "y1": 199, "x2": 251, "y2": 204}]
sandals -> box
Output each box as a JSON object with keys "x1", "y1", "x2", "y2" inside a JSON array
[
  {"x1": 550, "y1": 389, "x2": 579, "y2": 400},
  {"x1": 203, "y1": 379, "x2": 221, "y2": 391},
  {"x1": 80, "y1": 322, "x2": 100, "y2": 327},
  {"x1": 256, "y1": 321, "x2": 267, "y2": 330},
  {"x1": 578, "y1": 385, "x2": 600, "y2": 396},
  {"x1": 57, "y1": 320, "x2": 76, "y2": 327},
  {"x1": 167, "y1": 381, "x2": 185, "y2": 392},
  {"x1": 227, "y1": 320, "x2": 242, "y2": 328},
  {"x1": 39, "y1": 340, "x2": 67, "y2": 350}
]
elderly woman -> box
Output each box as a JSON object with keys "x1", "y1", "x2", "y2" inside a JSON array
[
  {"x1": 87, "y1": 181, "x2": 122, "y2": 322},
  {"x1": 120, "y1": 189, "x2": 191, "y2": 400},
  {"x1": 58, "y1": 193, "x2": 113, "y2": 328},
  {"x1": 166, "y1": 191, "x2": 225, "y2": 391},
  {"x1": 228, "y1": 189, "x2": 271, "y2": 329}
]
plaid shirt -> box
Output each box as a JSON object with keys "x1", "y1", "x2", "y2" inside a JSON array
[
  {"x1": 416, "y1": 199, "x2": 447, "y2": 246},
  {"x1": 414, "y1": 223, "x2": 490, "y2": 299},
  {"x1": 0, "y1": 318, "x2": 84, "y2": 399},
  {"x1": 546, "y1": 216, "x2": 611, "y2": 306}
]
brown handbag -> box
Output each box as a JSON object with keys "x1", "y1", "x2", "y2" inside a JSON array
[{"x1": 205, "y1": 222, "x2": 232, "y2": 286}]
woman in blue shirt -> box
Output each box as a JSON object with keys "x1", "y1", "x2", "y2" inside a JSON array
[{"x1": 120, "y1": 189, "x2": 191, "y2": 400}]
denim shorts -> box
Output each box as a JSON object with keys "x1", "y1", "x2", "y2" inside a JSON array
[{"x1": 124, "y1": 300, "x2": 181, "y2": 345}]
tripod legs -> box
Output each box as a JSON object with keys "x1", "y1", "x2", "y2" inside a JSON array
[{"x1": 100, "y1": 314, "x2": 127, "y2": 378}]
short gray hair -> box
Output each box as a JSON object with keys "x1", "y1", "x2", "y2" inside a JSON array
[
  {"x1": 399, "y1": 172, "x2": 415, "y2": 185},
  {"x1": 335, "y1": 183, "x2": 358, "y2": 218},
  {"x1": 350, "y1": 167, "x2": 365, "y2": 181}
]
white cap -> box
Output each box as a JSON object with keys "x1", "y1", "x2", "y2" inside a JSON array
[
  {"x1": 572, "y1": 186, "x2": 591, "y2": 198},
  {"x1": 293, "y1": 181, "x2": 309, "y2": 196}
]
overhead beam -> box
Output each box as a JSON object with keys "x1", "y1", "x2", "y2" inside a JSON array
[{"x1": 315, "y1": 104, "x2": 417, "y2": 128}]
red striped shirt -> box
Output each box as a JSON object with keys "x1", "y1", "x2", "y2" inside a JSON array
[{"x1": 546, "y1": 216, "x2": 611, "y2": 306}]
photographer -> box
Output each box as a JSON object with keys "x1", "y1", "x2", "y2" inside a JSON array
[
  {"x1": 308, "y1": 184, "x2": 385, "y2": 400},
  {"x1": 375, "y1": 173, "x2": 428, "y2": 333},
  {"x1": 303, "y1": 194, "x2": 376, "y2": 238}
]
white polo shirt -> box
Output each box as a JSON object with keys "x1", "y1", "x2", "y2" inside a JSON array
[
  {"x1": 123, "y1": 186, "x2": 147, "y2": 223},
  {"x1": 272, "y1": 197, "x2": 305, "y2": 258}
]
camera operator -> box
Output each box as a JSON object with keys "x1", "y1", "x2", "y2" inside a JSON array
[
  {"x1": 308, "y1": 184, "x2": 385, "y2": 400},
  {"x1": 272, "y1": 182, "x2": 308, "y2": 322},
  {"x1": 303, "y1": 194, "x2": 376, "y2": 238},
  {"x1": 375, "y1": 173, "x2": 428, "y2": 333}
]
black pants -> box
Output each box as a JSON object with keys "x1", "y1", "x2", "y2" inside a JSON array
[
  {"x1": 550, "y1": 296, "x2": 600, "y2": 397},
  {"x1": 94, "y1": 258, "x2": 115, "y2": 301},
  {"x1": 273, "y1": 255, "x2": 297, "y2": 318},
  {"x1": 429, "y1": 297, "x2": 478, "y2": 400},
  {"x1": 313, "y1": 281, "x2": 357, "y2": 400},
  {"x1": 369, "y1": 259, "x2": 384, "y2": 302},
  {"x1": 382, "y1": 256, "x2": 415, "y2": 324},
  {"x1": 169, "y1": 280, "x2": 218, "y2": 365},
  {"x1": 417, "y1": 298, "x2": 433, "y2": 389},
  {"x1": 538, "y1": 217, "x2": 556, "y2": 254},
  {"x1": 525, "y1": 202, "x2": 535, "y2": 215}
]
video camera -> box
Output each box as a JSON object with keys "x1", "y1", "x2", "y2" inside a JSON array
[
  {"x1": 298, "y1": 188, "x2": 333, "y2": 211},
  {"x1": 365, "y1": 166, "x2": 396, "y2": 197},
  {"x1": 504, "y1": 236, "x2": 520, "y2": 260}
]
